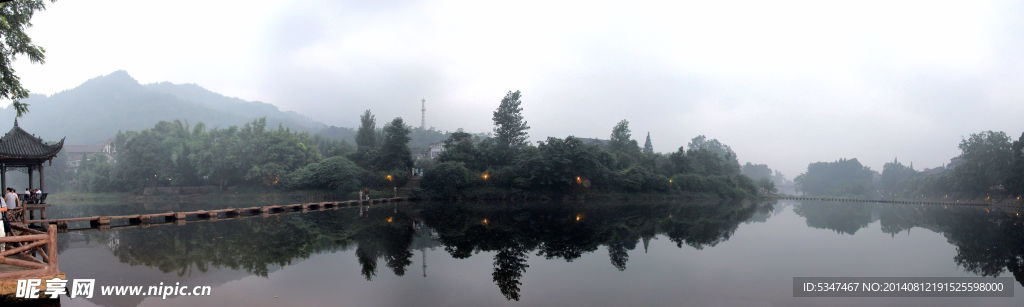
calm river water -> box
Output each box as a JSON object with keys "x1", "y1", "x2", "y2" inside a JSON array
[{"x1": 39, "y1": 197, "x2": 1024, "y2": 306}]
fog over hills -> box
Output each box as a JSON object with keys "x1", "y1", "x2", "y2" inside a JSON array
[{"x1": 1, "y1": 71, "x2": 332, "y2": 145}]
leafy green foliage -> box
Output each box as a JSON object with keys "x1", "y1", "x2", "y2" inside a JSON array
[
  {"x1": 285, "y1": 156, "x2": 361, "y2": 191},
  {"x1": 741, "y1": 163, "x2": 772, "y2": 181},
  {"x1": 756, "y1": 177, "x2": 776, "y2": 193},
  {"x1": 953, "y1": 131, "x2": 1012, "y2": 197},
  {"x1": 438, "y1": 131, "x2": 485, "y2": 170},
  {"x1": 379, "y1": 117, "x2": 413, "y2": 171},
  {"x1": 608, "y1": 120, "x2": 641, "y2": 169},
  {"x1": 795, "y1": 158, "x2": 875, "y2": 197},
  {"x1": 879, "y1": 159, "x2": 916, "y2": 197},
  {"x1": 687, "y1": 135, "x2": 740, "y2": 176},
  {"x1": 414, "y1": 92, "x2": 765, "y2": 199},
  {"x1": 1008, "y1": 133, "x2": 1024, "y2": 197},
  {"x1": 423, "y1": 118, "x2": 755, "y2": 199},
  {"x1": 492, "y1": 90, "x2": 529, "y2": 161},
  {"x1": 75, "y1": 118, "x2": 355, "y2": 192},
  {"x1": 75, "y1": 153, "x2": 117, "y2": 192},
  {"x1": 642, "y1": 132, "x2": 653, "y2": 154},
  {"x1": 0, "y1": 0, "x2": 52, "y2": 117},
  {"x1": 421, "y1": 161, "x2": 476, "y2": 198},
  {"x1": 895, "y1": 130, "x2": 1020, "y2": 199},
  {"x1": 355, "y1": 110, "x2": 377, "y2": 149}
]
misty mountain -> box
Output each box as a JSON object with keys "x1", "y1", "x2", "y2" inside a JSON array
[{"x1": 0, "y1": 70, "x2": 328, "y2": 145}]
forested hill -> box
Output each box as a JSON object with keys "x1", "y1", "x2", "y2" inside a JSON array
[{"x1": 0, "y1": 70, "x2": 329, "y2": 144}]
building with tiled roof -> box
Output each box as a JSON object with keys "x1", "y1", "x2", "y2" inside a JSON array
[{"x1": 0, "y1": 119, "x2": 65, "y2": 191}]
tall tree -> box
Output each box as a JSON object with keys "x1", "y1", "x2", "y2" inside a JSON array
[
  {"x1": 0, "y1": 0, "x2": 52, "y2": 117},
  {"x1": 608, "y1": 119, "x2": 640, "y2": 169},
  {"x1": 879, "y1": 158, "x2": 917, "y2": 197},
  {"x1": 492, "y1": 90, "x2": 530, "y2": 151},
  {"x1": 438, "y1": 131, "x2": 482, "y2": 170},
  {"x1": 1008, "y1": 133, "x2": 1024, "y2": 197},
  {"x1": 609, "y1": 120, "x2": 639, "y2": 154},
  {"x1": 953, "y1": 131, "x2": 1012, "y2": 196},
  {"x1": 380, "y1": 117, "x2": 413, "y2": 170},
  {"x1": 686, "y1": 135, "x2": 740, "y2": 175},
  {"x1": 356, "y1": 110, "x2": 377, "y2": 148},
  {"x1": 643, "y1": 132, "x2": 653, "y2": 154}
]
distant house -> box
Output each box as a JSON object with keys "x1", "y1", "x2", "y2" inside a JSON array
[
  {"x1": 577, "y1": 137, "x2": 610, "y2": 148},
  {"x1": 65, "y1": 139, "x2": 116, "y2": 170},
  {"x1": 428, "y1": 142, "x2": 445, "y2": 159}
]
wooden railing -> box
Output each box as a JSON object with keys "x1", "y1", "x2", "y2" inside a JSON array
[
  {"x1": 8, "y1": 207, "x2": 26, "y2": 224},
  {"x1": 0, "y1": 224, "x2": 59, "y2": 280}
]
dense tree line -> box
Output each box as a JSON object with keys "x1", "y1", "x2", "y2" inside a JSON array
[
  {"x1": 795, "y1": 158, "x2": 876, "y2": 197},
  {"x1": 73, "y1": 117, "x2": 414, "y2": 195},
  {"x1": 70, "y1": 90, "x2": 781, "y2": 200},
  {"x1": 741, "y1": 162, "x2": 786, "y2": 192},
  {"x1": 796, "y1": 130, "x2": 1024, "y2": 200},
  {"x1": 422, "y1": 90, "x2": 766, "y2": 200}
]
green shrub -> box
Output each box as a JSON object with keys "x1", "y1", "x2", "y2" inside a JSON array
[
  {"x1": 422, "y1": 162, "x2": 476, "y2": 198},
  {"x1": 285, "y1": 156, "x2": 361, "y2": 192}
]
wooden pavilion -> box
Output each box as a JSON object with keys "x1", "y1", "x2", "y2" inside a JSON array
[{"x1": 0, "y1": 119, "x2": 64, "y2": 192}]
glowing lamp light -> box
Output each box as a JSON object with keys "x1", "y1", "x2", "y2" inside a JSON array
[
  {"x1": 386, "y1": 174, "x2": 393, "y2": 182},
  {"x1": 482, "y1": 218, "x2": 489, "y2": 225},
  {"x1": 575, "y1": 214, "x2": 582, "y2": 222},
  {"x1": 576, "y1": 176, "x2": 582, "y2": 184},
  {"x1": 482, "y1": 173, "x2": 489, "y2": 180},
  {"x1": 669, "y1": 179, "x2": 673, "y2": 183},
  {"x1": 386, "y1": 217, "x2": 393, "y2": 223}
]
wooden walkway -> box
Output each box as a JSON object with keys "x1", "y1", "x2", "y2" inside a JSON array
[
  {"x1": 24, "y1": 197, "x2": 410, "y2": 231},
  {"x1": 773, "y1": 195, "x2": 990, "y2": 206}
]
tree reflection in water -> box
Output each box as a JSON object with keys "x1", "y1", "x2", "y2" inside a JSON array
[
  {"x1": 793, "y1": 201, "x2": 1024, "y2": 287},
  {"x1": 81, "y1": 199, "x2": 1024, "y2": 301},
  {"x1": 417, "y1": 200, "x2": 772, "y2": 300}
]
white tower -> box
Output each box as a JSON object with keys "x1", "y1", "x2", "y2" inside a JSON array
[{"x1": 420, "y1": 98, "x2": 426, "y2": 130}]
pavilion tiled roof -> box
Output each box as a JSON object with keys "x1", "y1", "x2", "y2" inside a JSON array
[{"x1": 0, "y1": 120, "x2": 64, "y2": 160}]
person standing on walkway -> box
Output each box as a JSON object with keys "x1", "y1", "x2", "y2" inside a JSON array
[
  {"x1": 0, "y1": 194, "x2": 7, "y2": 252},
  {"x1": 5, "y1": 187, "x2": 19, "y2": 210}
]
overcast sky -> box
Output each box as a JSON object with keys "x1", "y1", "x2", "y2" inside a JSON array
[{"x1": 10, "y1": 0, "x2": 1024, "y2": 178}]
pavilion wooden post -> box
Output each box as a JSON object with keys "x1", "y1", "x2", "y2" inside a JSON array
[
  {"x1": 46, "y1": 224, "x2": 59, "y2": 274},
  {"x1": 39, "y1": 163, "x2": 44, "y2": 193},
  {"x1": 27, "y1": 165, "x2": 33, "y2": 190},
  {"x1": 1, "y1": 164, "x2": 5, "y2": 191}
]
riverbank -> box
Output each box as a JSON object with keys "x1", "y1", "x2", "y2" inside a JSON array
[{"x1": 411, "y1": 186, "x2": 772, "y2": 203}]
